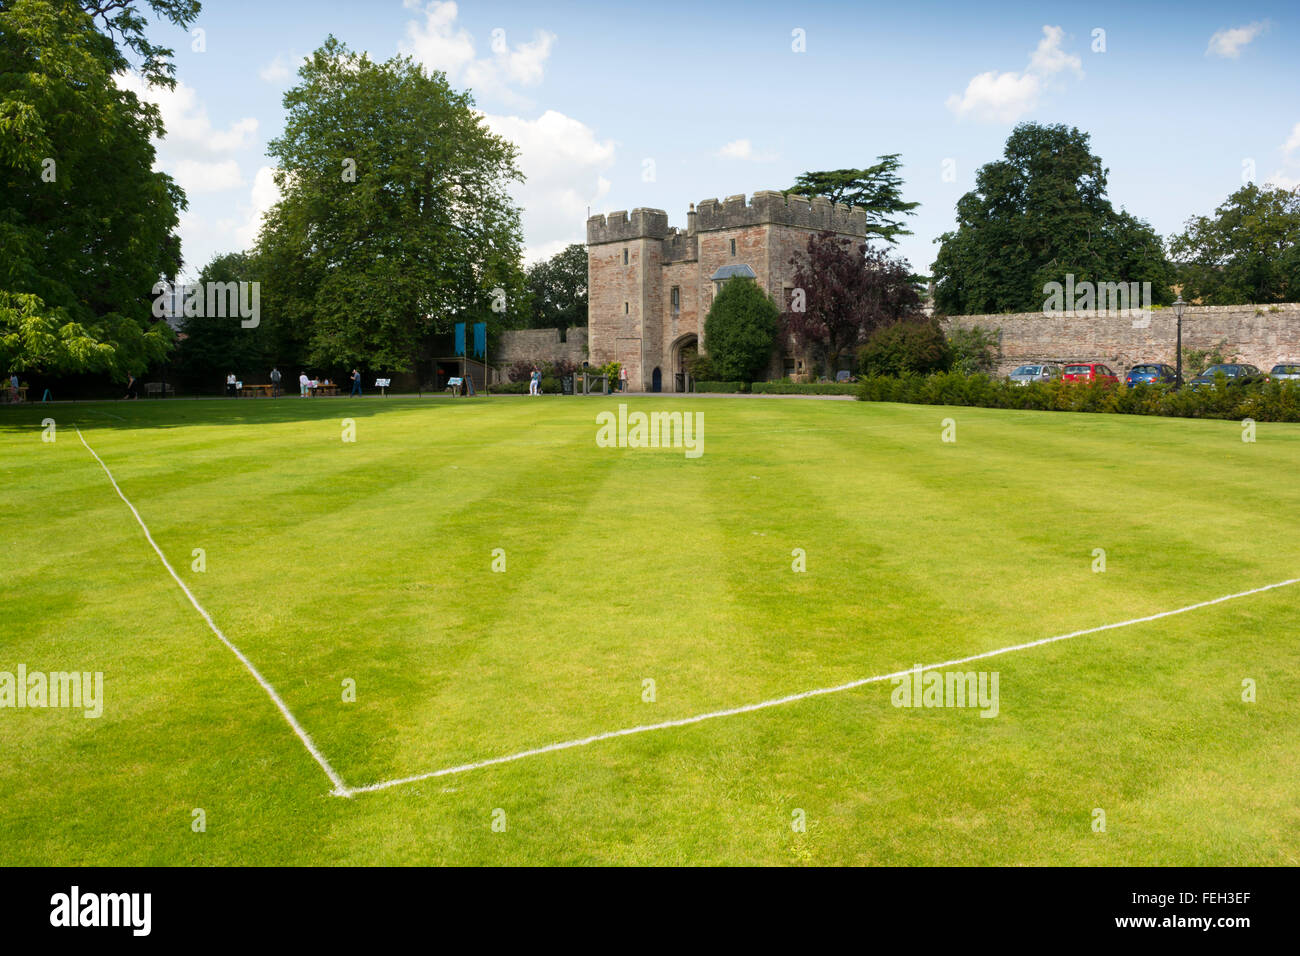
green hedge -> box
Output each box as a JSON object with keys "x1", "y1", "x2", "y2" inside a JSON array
[
  {"x1": 750, "y1": 382, "x2": 858, "y2": 395},
  {"x1": 855, "y1": 371, "x2": 1300, "y2": 422},
  {"x1": 693, "y1": 381, "x2": 748, "y2": 393}
]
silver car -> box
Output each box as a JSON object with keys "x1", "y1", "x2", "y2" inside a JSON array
[
  {"x1": 1268, "y1": 363, "x2": 1300, "y2": 382},
  {"x1": 1008, "y1": 363, "x2": 1061, "y2": 386}
]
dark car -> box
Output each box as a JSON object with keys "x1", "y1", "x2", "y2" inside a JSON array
[
  {"x1": 1188, "y1": 364, "x2": 1264, "y2": 390},
  {"x1": 1125, "y1": 364, "x2": 1179, "y2": 387}
]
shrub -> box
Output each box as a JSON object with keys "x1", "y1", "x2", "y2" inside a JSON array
[
  {"x1": 855, "y1": 372, "x2": 1300, "y2": 422},
  {"x1": 858, "y1": 317, "x2": 951, "y2": 376},
  {"x1": 946, "y1": 325, "x2": 1000, "y2": 375},
  {"x1": 750, "y1": 382, "x2": 857, "y2": 395},
  {"x1": 693, "y1": 380, "x2": 748, "y2": 393},
  {"x1": 703, "y1": 277, "x2": 780, "y2": 382}
]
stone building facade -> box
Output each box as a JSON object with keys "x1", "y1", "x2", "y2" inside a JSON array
[{"x1": 586, "y1": 191, "x2": 867, "y2": 391}]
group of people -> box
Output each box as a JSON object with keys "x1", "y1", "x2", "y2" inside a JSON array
[
  {"x1": 219, "y1": 368, "x2": 363, "y2": 397},
  {"x1": 295, "y1": 368, "x2": 363, "y2": 397}
]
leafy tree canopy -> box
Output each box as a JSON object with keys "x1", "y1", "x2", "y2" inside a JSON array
[
  {"x1": 702, "y1": 277, "x2": 780, "y2": 382},
  {"x1": 256, "y1": 36, "x2": 525, "y2": 372},
  {"x1": 783, "y1": 232, "x2": 922, "y2": 376},
  {"x1": 0, "y1": 0, "x2": 184, "y2": 377},
  {"x1": 523, "y1": 243, "x2": 587, "y2": 330},
  {"x1": 786, "y1": 155, "x2": 919, "y2": 245},
  {"x1": 1169, "y1": 183, "x2": 1300, "y2": 305},
  {"x1": 931, "y1": 123, "x2": 1173, "y2": 315},
  {"x1": 78, "y1": 0, "x2": 201, "y2": 88}
]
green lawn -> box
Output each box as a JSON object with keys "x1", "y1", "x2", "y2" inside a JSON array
[{"x1": 1, "y1": 394, "x2": 1297, "y2": 865}]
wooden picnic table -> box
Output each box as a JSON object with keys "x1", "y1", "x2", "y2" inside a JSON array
[
  {"x1": 6, "y1": 386, "x2": 28, "y2": 403},
  {"x1": 239, "y1": 384, "x2": 274, "y2": 397},
  {"x1": 310, "y1": 384, "x2": 339, "y2": 396}
]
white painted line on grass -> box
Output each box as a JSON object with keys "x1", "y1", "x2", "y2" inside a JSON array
[
  {"x1": 76, "y1": 425, "x2": 351, "y2": 797},
  {"x1": 346, "y1": 576, "x2": 1299, "y2": 796}
]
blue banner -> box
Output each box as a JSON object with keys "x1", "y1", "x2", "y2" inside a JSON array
[
  {"x1": 473, "y1": 322, "x2": 486, "y2": 359},
  {"x1": 454, "y1": 322, "x2": 465, "y2": 356}
]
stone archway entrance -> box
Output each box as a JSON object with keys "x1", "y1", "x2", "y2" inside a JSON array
[{"x1": 670, "y1": 333, "x2": 699, "y2": 393}]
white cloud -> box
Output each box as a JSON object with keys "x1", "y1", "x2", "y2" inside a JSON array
[
  {"x1": 259, "y1": 53, "x2": 304, "y2": 84},
  {"x1": 1283, "y1": 121, "x2": 1300, "y2": 157},
  {"x1": 401, "y1": 1, "x2": 555, "y2": 107},
  {"x1": 116, "y1": 73, "x2": 258, "y2": 157},
  {"x1": 1265, "y1": 172, "x2": 1300, "y2": 191},
  {"x1": 483, "y1": 110, "x2": 614, "y2": 264},
  {"x1": 233, "y1": 166, "x2": 283, "y2": 249},
  {"x1": 1206, "y1": 22, "x2": 1268, "y2": 59},
  {"x1": 716, "y1": 139, "x2": 777, "y2": 162},
  {"x1": 946, "y1": 25, "x2": 1082, "y2": 124},
  {"x1": 172, "y1": 159, "x2": 244, "y2": 193}
]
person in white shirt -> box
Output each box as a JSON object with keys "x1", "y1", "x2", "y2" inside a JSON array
[
  {"x1": 226, "y1": 373, "x2": 237, "y2": 397},
  {"x1": 299, "y1": 373, "x2": 310, "y2": 397}
]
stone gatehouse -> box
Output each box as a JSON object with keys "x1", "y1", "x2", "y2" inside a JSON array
[{"x1": 586, "y1": 191, "x2": 867, "y2": 391}]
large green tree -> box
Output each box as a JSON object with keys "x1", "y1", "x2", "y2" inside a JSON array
[
  {"x1": 523, "y1": 243, "x2": 587, "y2": 330},
  {"x1": 256, "y1": 37, "x2": 525, "y2": 372},
  {"x1": 931, "y1": 123, "x2": 1173, "y2": 315},
  {"x1": 786, "y1": 155, "x2": 920, "y2": 244},
  {"x1": 702, "y1": 277, "x2": 780, "y2": 382},
  {"x1": 0, "y1": 0, "x2": 192, "y2": 377},
  {"x1": 1169, "y1": 183, "x2": 1300, "y2": 305}
]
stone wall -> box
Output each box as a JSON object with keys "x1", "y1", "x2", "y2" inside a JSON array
[
  {"x1": 944, "y1": 304, "x2": 1300, "y2": 377},
  {"x1": 495, "y1": 327, "x2": 588, "y2": 379}
]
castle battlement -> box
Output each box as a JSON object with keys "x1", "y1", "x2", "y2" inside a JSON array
[
  {"x1": 586, "y1": 207, "x2": 670, "y2": 244},
  {"x1": 588, "y1": 192, "x2": 865, "y2": 245}
]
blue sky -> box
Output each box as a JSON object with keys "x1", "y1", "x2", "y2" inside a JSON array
[{"x1": 131, "y1": 0, "x2": 1300, "y2": 280}]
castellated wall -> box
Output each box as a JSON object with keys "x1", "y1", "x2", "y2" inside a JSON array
[
  {"x1": 585, "y1": 192, "x2": 867, "y2": 391},
  {"x1": 944, "y1": 304, "x2": 1300, "y2": 377}
]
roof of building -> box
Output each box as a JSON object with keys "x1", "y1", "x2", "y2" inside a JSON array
[{"x1": 709, "y1": 264, "x2": 757, "y2": 281}]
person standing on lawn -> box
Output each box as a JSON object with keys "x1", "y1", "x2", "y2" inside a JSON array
[
  {"x1": 270, "y1": 367, "x2": 282, "y2": 397},
  {"x1": 299, "y1": 372, "x2": 310, "y2": 397},
  {"x1": 350, "y1": 368, "x2": 362, "y2": 396},
  {"x1": 529, "y1": 367, "x2": 540, "y2": 396}
]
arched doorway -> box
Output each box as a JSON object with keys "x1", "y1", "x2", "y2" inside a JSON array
[
  {"x1": 670, "y1": 334, "x2": 699, "y2": 393},
  {"x1": 651, "y1": 367, "x2": 662, "y2": 392}
]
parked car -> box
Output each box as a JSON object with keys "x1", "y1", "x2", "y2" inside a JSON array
[
  {"x1": 1189, "y1": 363, "x2": 1264, "y2": 390},
  {"x1": 1266, "y1": 363, "x2": 1300, "y2": 382},
  {"x1": 1061, "y1": 363, "x2": 1119, "y2": 385},
  {"x1": 1008, "y1": 364, "x2": 1061, "y2": 386},
  {"x1": 1124, "y1": 363, "x2": 1179, "y2": 387}
]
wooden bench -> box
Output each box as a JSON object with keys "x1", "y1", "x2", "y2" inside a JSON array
[
  {"x1": 311, "y1": 384, "x2": 339, "y2": 396},
  {"x1": 6, "y1": 385, "x2": 28, "y2": 404},
  {"x1": 239, "y1": 384, "x2": 273, "y2": 398}
]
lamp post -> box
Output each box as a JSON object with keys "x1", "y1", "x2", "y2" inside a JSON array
[{"x1": 1172, "y1": 296, "x2": 1186, "y2": 389}]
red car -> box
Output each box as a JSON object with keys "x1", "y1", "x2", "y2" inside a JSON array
[{"x1": 1061, "y1": 362, "x2": 1119, "y2": 385}]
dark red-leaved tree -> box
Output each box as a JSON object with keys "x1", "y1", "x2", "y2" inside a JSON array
[{"x1": 783, "y1": 232, "x2": 922, "y2": 376}]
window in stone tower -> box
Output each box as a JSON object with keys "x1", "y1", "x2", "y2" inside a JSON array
[
  {"x1": 670, "y1": 286, "x2": 680, "y2": 314},
  {"x1": 729, "y1": 238, "x2": 736, "y2": 256},
  {"x1": 624, "y1": 302, "x2": 629, "y2": 314},
  {"x1": 623, "y1": 248, "x2": 628, "y2": 265}
]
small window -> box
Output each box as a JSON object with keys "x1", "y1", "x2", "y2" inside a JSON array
[
  {"x1": 670, "y1": 287, "x2": 680, "y2": 314},
  {"x1": 729, "y1": 238, "x2": 736, "y2": 256},
  {"x1": 624, "y1": 302, "x2": 629, "y2": 314},
  {"x1": 623, "y1": 248, "x2": 628, "y2": 265}
]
